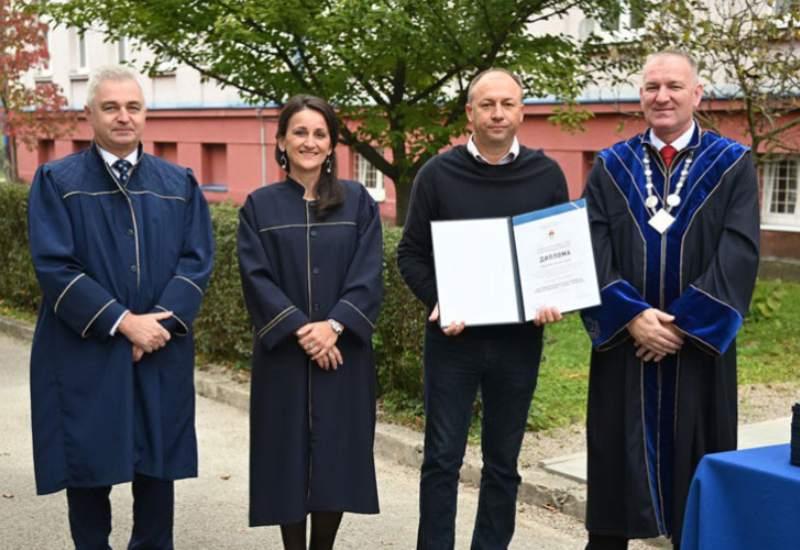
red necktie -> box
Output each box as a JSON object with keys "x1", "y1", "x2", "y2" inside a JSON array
[{"x1": 660, "y1": 144, "x2": 677, "y2": 167}]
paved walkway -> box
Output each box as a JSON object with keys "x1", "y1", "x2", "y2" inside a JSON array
[
  {"x1": 0, "y1": 330, "x2": 592, "y2": 549},
  {"x1": 1, "y1": 314, "x2": 792, "y2": 550},
  {"x1": 541, "y1": 417, "x2": 793, "y2": 483}
]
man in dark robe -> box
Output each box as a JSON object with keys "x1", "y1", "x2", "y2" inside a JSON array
[
  {"x1": 580, "y1": 51, "x2": 760, "y2": 549},
  {"x1": 27, "y1": 65, "x2": 214, "y2": 549}
]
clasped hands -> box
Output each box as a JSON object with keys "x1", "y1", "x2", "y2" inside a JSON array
[
  {"x1": 627, "y1": 308, "x2": 684, "y2": 362},
  {"x1": 428, "y1": 303, "x2": 563, "y2": 336},
  {"x1": 296, "y1": 321, "x2": 343, "y2": 371},
  {"x1": 118, "y1": 311, "x2": 173, "y2": 363}
]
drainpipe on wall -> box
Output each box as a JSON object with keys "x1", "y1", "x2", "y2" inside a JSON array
[{"x1": 257, "y1": 107, "x2": 267, "y2": 186}]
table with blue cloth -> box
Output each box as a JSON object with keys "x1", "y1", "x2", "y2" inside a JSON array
[{"x1": 681, "y1": 444, "x2": 800, "y2": 550}]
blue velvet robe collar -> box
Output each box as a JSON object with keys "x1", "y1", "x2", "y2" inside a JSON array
[{"x1": 598, "y1": 123, "x2": 747, "y2": 267}]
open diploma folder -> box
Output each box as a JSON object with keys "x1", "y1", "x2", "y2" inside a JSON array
[{"x1": 431, "y1": 199, "x2": 600, "y2": 327}]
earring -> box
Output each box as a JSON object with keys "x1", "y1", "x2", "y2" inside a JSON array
[
  {"x1": 325, "y1": 156, "x2": 332, "y2": 174},
  {"x1": 279, "y1": 150, "x2": 288, "y2": 171}
]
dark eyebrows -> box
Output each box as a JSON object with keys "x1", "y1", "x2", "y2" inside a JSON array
[{"x1": 291, "y1": 125, "x2": 328, "y2": 133}]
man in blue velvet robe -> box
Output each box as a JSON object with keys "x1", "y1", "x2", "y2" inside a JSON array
[
  {"x1": 27, "y1": 65, "x2": 214, "y2": 549},
  {"x1": 581, "y1": 51, "x2": 760, "y2": 549}
]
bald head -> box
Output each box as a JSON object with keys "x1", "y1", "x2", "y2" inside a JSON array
[{"x1": 467, "y1": 68, "x2": 524, "y2": 103}]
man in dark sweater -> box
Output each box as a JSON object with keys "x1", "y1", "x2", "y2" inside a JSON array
[{"x1": 398, "y1": 68, "x2": 569, "y2": 550}]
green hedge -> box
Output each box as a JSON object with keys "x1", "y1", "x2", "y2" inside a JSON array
[
  {"x1": 375, "y1": 227, "x2": 427, "y2": 399},
  {"x1": 191, "y1": 202, "x2": 253, "y2": 364},
  {"x1": 0, "y1": 182, "x2": 39, "y2": 312},
  {"x1": 0, "y1": 182, "x2": 425, "y2": 401}
]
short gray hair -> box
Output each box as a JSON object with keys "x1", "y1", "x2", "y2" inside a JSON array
[
  {"x1": 643, "y1": 50, "x2": 699, "y2": 83},
  {"x1": 86, "y1": 65, "x2": 142, "y2": 107},
  {"x1": 467, "y1": 68, "x2": 524, "y2": 103}
]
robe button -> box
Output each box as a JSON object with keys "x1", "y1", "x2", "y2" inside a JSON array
[
  {"x1": 310, "y1": 229, "x2": 318, "y2": 237},
  {"x1": 130, "y1": 264, "x2": 137, "y2": 272},
  {"x1": 312, "y1": 267, "x2": 320, "y2": 275},
  {"x1": 127, "y1": 228, "x2": 134, "y2": 236},
  {"x1": 313, "y1": 303, "x2": 320, "y2": 311}
]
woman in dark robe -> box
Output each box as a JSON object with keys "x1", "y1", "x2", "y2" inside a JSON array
[{"x1": 237, "y1": 95, "x2": 383, "y2": 549}]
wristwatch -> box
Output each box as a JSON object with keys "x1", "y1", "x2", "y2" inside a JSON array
[{"x1": 327, "y1": 318, "x2": 344, "y2": 335}]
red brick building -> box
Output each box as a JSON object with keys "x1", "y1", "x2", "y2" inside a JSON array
[{"x1": 17, "y1": 99, "x2": 800, "y2": 260}]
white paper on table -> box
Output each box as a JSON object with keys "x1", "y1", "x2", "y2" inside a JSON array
[
  {"x1": 431, "y1": 218, "x2": 521, "y2": 327},
  {"x1": 511, "y1": 200, "x2": 600, "y2": 320}
]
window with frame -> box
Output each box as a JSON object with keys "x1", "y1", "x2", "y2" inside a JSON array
[
  {"x1": 580, "y1": 1, "x2": 646, "y2": 41},
  {"x1": 762, "y1": 158, "x2": 800, "y2": 229},
  {"x1": 355, "y1": 152, "x2": 385, "y2": 202},
  {"x1": 77, "y1": 33, "x2": 87, "y2": 70},
  {"x1": 117, "y1": 37, "x2": 129, "y2": 64},
  {"x1": 69, "y1": 28, "x2": 88, "y2": 73}
]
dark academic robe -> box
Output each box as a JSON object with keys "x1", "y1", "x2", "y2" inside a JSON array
[
  {"x1": 580, "y1": 126, "x2": 759, "y2": 542},
  {"x1": 28, "y1": 144, "x2": 214, "y2": 495},
  {"x1": 238, "y1": 178, "x2": 383, "y2": 526}
]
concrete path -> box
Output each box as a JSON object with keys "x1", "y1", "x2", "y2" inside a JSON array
[
  {"x1": 541, "y1": 415, "x2": 793, "y2": 484},
  {"x1": 0, "y1": 331, "x2": 593, "y2": 549}
]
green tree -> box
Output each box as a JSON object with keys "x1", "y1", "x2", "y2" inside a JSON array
[
  {"x1": 42, "y1": 0, "x2": 618, "y2": 222},
  {"x1": 602, "y1": 0, "x2": 800, "y2": 166}
]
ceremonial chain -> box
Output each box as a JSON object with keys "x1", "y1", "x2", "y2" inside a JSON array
[{"x1": 642, "y1": 149, "x2": 693, "y2": 214}]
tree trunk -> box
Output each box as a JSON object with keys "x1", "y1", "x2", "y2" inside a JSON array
[
  {"x1": 393, "y1": 172, "x2": 413, "y2": 226},
  {"x1": 7, "y1": 136, "x2": 19, "y2": 182}
]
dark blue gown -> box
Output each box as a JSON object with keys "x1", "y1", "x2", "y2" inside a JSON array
[
  {"x1": 580, "y1": 126, "x2": 760, "y2": 543},
  {"x1": 238, "y1": 178, "x2": 383, "y2": 526},
  {"x1": 27, "y1": 144, "x2": 214, "y2": 495}
]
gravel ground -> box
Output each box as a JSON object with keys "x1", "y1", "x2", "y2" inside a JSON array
[
  {"x1": 520, "y1": 380, "x2": 800, "y2": 468},
  {"x1": 0, "y1": 333, "x2": 597, "y2": 549},
  {"x1": 198, "y1": 353, "x2": 798, "y2": 549},
  {"x1": 738, "y1": 382, "x2": 800, "y2": 424},
  {"x1": 4, "y1": 308, "x2": 793, "y2": 550}
]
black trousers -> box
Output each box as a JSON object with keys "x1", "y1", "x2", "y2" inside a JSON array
[
  {"x1": 586, "y1": 534, "x2": 680, "y2": 550},
  {"x1": 586, "y1": 534, "x2": 628, "y2": 550},
  {"x1": 417, "y1": 328, "x2": 542, "y2": 550},
  {"x1": 66, "y1": 473, "x2": 174, "y2": 550}
]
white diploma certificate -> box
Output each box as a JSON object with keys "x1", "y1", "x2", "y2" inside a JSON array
[
  {"x1": 511, "y1": 201, "x2": 600, "y2": 321},
  {"x1": 430, "y1": 199, "x2": 600, "y2": 327}
]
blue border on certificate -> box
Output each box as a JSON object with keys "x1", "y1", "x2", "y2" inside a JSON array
[{"x1": 511, "y1": 198, "x2": 586, "y2": 226}]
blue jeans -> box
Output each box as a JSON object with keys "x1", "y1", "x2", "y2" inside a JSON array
[
  {"x1": 66, "y1": 473, "x2": 174, "y2": 550},
  {"x1": 417, "y1": 325, "x2": 542, "y2": 550}
]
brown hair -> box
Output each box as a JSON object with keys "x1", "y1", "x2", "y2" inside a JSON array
[{"x1": 275, "y1": 94, "x2": 344, "y2": 218}]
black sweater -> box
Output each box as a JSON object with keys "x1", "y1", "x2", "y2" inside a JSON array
[{"x1": 397, "y1": 144, "x2": 569, "y2": 339}]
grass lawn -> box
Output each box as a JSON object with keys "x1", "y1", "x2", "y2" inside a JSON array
[
  {"x1": 0, "y1": 300, "x2": 36, "y2": 324},
  {"x1": 383, "y1": 278, "x2": 800, "y2": 435},
  {"x1": 737, "y1": 279, "x2": 800, "y2": 384},
  {"x1": 531, "y1": 278, "x2": 800, "y2": 432},
  {"x1": 530, "y1": 313, "x2": 591, "y2": 431}
]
